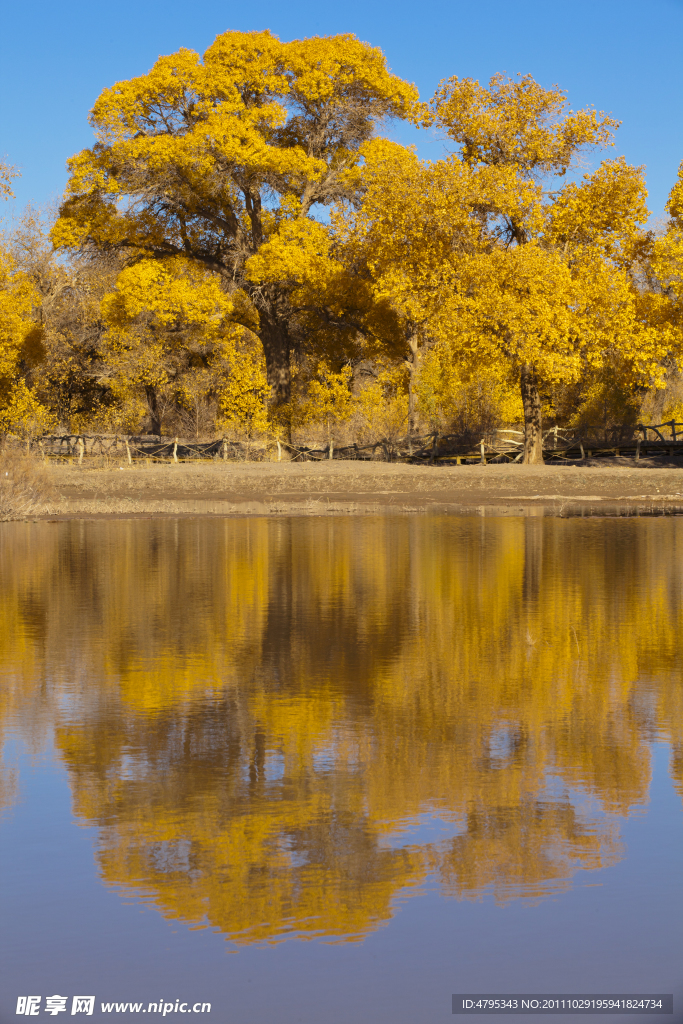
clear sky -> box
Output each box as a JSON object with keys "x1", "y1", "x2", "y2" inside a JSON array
[{"x1": 1, "y1": 0, "x2": 682, "y2": 219}]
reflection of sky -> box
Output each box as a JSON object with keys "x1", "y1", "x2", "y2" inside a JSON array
[
  {"x1": 1, "y1": 737, "x2": 681, "y2": 1024},
  {"x1": 376, "y1": 813, "x2": 466, "y2": 850},
  {"x1": 117, "y1": 751, "x2": 149, "y2": 782}
]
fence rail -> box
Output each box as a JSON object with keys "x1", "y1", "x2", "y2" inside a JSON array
[{"x1": 5, "y1": 421, "x2": 683, "y2": 465}]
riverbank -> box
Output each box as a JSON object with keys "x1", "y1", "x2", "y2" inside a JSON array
[{"x1": 24, "y1": 459, "x2": 683, "y2": 518}]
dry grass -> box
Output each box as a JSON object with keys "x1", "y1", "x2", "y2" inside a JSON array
[
  {"x1": 0, "y1": 449, "x2": 55, "y2": 520},
  {"x1": 40, "y1": 458, "x2": 683, "y2": 506}
]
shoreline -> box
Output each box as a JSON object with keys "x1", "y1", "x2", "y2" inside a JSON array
[{"x1": 19, "y1": 460, "x2": 683, "y2": 519}]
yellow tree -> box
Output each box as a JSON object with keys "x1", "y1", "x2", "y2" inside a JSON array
[
  {"x1": 4, "y1": 206, "x2": 121, "y2": 433},
  {"x1": 650, "y1": 161, "x2": 683, "y2": 350},
  {"x1": 417, "y1": 74, "x2": 669, "y2": 462},
  {"x1": 101, "y1": 257, "x2": 268, "y2": 435},
  {"x1": 51, "y1": 31, "x2": 418, "y2": 413},
  {"x1": 0, "y1": 248, "x2": 38, "y2": 430},
  {"x1": 333, "y1": 140, "x2": 434, "y2": 436},
  {"x1": 0, "y1": 169, "x2": 48, "y2": 434},
  {"x1": 335, "y1": 138, "x2": 541, "y2": 436},
  {"x1": 540, "y1": 158, "x2": 668, "y2": 432}
]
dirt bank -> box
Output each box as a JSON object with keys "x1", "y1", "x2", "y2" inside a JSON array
[{"x1": 25, "y1": 458, "x2": 683, "y2": 518}]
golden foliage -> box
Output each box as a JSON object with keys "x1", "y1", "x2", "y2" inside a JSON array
[
  {"x1": 0, "y1": 245, "x2": 52, "y2": 435},
  {"x1": 353, "y1": 365, "x2": 409, "y2": 441},
  {"x1": 422, "y1": 73, "x2": 618, "y2": 179},
  {"x1": 292, "y1": 360, "x2": 354, "y2": 436},
  {"x1": 0, "y1": 380, "x2": 55, "y2": 437},
  {"x1": 98, "y1": 258, "x2": 269, "y2": 435},
  {"x1": 2, "y1": 52, "x2": 681, "y2": 439},
  {"x1": 51, "y1": 30, "x2": 418, "y2": 405},
  {"x1": 102, "y1": 258, "x2": 233, "y2": 330},
  {"x1": 333, "y1": 73, "x2": 673, "y2": 453},
  {"x1": 0, "y1": 160, "x2": 18, "y2": 200},
  {"x1": 0, "y1": 247, "x2": 35, "y2": 380},
  {"x1": 215, "y1": 329, "x2": 270, "y2": 435},
  {"x1": 650, "y1": 161, "x2": 683, "y2": 342},
  {"x1": 416, "y1": 348, "x2": 523, "y2": 433}
]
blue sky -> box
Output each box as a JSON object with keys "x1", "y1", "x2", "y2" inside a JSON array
[{"x1": 1, "y1": 0, "x2": 682, "y2": 219}]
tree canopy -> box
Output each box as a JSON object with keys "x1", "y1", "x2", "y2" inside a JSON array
[
  {"x1": 0, "y1": 37, "x2": 681, "y2": 454},
  {"x1": 51, "y1": 30, "x2": 418, "y2": 416}
]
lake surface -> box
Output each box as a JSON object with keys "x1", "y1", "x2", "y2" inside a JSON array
[{"x1": 0, "y1": 515, "x2": 681, "y2": 1023}]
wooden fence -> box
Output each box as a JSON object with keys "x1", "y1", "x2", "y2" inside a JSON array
[{"x1": 6, "y1": 420, "x2": 683, "y2": 465}]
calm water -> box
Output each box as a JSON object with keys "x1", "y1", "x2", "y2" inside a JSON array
[{"x1": 0, "y1": 515, "x2": 681, "y2": 1024}]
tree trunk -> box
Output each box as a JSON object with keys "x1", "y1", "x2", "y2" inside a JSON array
[
  {"x1": 406, "y1": 333, "x2": 421, "y2": 437},
  {"x1": 520, "y1": 363, "x2": 544, "y2": 465},
  {"x1": 259, "y1": 318, "x2": 291, "y2": 408},
  {"x1": 145, "y1": 385, "x2": 162, "y2": 436}
]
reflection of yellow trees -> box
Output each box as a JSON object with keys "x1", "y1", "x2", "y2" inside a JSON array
[
  {"x1": 1, "y1": 516, "x2": 682, "y2": 941},
  {"x1": 96, "y1": 769, "x2": 423, "y2": 945},
  {"x1": 434, "y1": 801, "x2": 623, "y2": 903}
]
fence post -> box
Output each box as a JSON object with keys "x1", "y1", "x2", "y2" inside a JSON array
[
  {"x1": 430, "y1": 433, "x2": 438, "y2": 465},
  {"x1": 222, "y1": 438, "x2": 228, "y2": 461},
  {"x1": 78, "y1": 437, "x2": 85, "y2": 465},
  {"x1": 125, "y1": 438, "x2": 132, "y2": 466},
  {"x1": 671, "y1": 420, "x2": 677, "y2": 442},
  {"x1": 328, "y1": 439, "x2": 334, "y2": 460},
  {"x1": 579, "y1": 440, "x2": 585, "y2": 460},
  {"x1": 635, "y1": 438, "x2": 641, "y2": 462},
  {"x1": 173, "y1": 438, "x2": 179, "y2": 463},
  {"x1": 480, "y1": 440, "x2": 486, "y2": 465}
]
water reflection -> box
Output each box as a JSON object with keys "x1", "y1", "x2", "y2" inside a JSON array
[{"x1": 1, "y1": 516, "x2": 682, "y2": 944}]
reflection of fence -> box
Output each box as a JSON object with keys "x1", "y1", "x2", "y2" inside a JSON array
[{"x1": 7, "y1": 421, "x2": 683, "y2": 465}]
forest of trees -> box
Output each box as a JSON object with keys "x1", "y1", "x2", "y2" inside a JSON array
[{"x1": 2, "y1": 30, "x2": 683, "y2": 462}]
